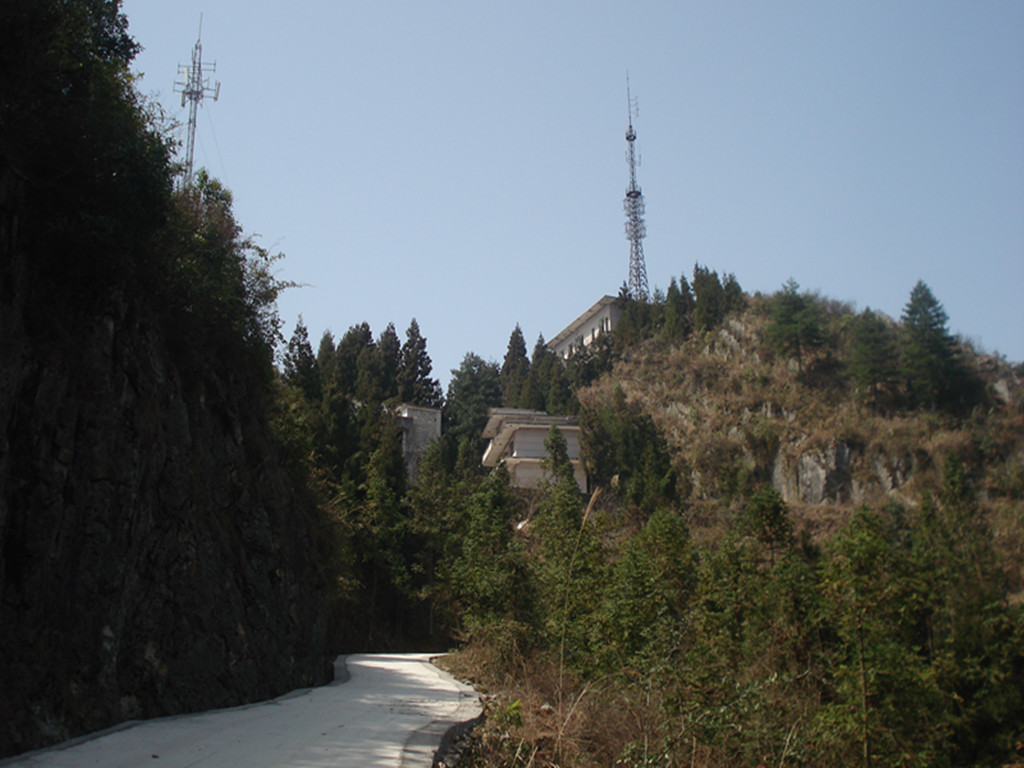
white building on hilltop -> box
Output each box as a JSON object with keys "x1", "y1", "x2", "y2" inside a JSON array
[
  {"x1": 547, "y1": 295, "x2": 622, "y2": 360},
  {"x1": 481, "y1": 408, "x2": 586, "y2": 492}
]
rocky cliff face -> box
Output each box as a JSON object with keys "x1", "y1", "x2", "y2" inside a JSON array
[{"x1": 0, "y1": 173, "x2": 332, "y2": 757}]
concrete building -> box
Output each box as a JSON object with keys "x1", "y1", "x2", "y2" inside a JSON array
[
  {"x1": 548, "y1": 295, "x2": 622, "y2": 360},
  {"x1": 481, "y1": 408, "x2": 586, "y2": 492},
  {"x1": 395, "y1": 404, "x2": 441, "y2": 480}
]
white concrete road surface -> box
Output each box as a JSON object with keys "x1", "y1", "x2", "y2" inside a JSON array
[{"x1": 2, "y1": 653, "x2": 482, "y2": 768}]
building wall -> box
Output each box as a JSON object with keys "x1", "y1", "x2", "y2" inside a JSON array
[
  {"x1": 509, "y1": 461, "x2": 587, "y2": 492},
  {"x1": 396, "y1": 404, "x2": 441, "y2": 479},
  {"x1": 549, "y1": 297, "x2": 623, "y2": 360},
  {"x1": 510, "y1": 426, "x2": 581, "y2": 461}
]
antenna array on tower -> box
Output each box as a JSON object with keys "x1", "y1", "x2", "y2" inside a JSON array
[
  {"x1": 623, "y1": 76, "x2": 650, "y2": 302},
  {"x1": 174, "y1": 17, "x2": 220, "y2": 188}
]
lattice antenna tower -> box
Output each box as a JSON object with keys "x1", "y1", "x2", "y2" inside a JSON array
[
  {"x1": 623, "y1": 76, "x2": 649, "y2": 302},
  {"x1": 174, "y1": 16, "x2": 220, "y2": 187}
]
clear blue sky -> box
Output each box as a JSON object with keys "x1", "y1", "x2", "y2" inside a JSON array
[{"x1": 121, "y1": 1, "x2": 1024, "y2": 384}]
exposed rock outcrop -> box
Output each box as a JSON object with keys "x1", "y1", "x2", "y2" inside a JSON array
[{"x1": 0, "y1": 176, "x2": 332, "y2": 757}]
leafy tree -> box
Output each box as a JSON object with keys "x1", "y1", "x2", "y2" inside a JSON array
[
  {"x1": 398, "y1": 318, "x2": 443, "y2": 407},
  {"x1": 600, "y1": 510, "x2": 694, "y2": 667},
  {"x1": 450, "y1": 463, "x2": 529, "y2": 638},
  {"x1": 579, "y1": 387, "x2": 677, "y2": 513},
  {"x1": 767, "y1": 278, "x2": 824, "y2": 372},
  {"x1": 532, "y1": 427, "x2": 602, "y2": 666},
  {"x1": 499, "y1": 325, "x2": 530, "y2": 408},
  {"x1": 3, "y1": 0, "x2": 172, "y2": 300},
  {"x1": 445, "y1": 353, "x2": 502, "y2": 451},
  {"x1": 819, "y1": 508, "x2": 948, "y2": 766},
  {"x1": 356, "y1": 418, "x2": 411, "y2": 643},
  {"x1": 847, "y1": 309, "x2": 899, "y2": 410},
  {"x1": 565, "y1": 333, "x2": 615, "y2": 391},
  {"x1": 739, "y1": 484, "x2": 793, "y2": 566}
]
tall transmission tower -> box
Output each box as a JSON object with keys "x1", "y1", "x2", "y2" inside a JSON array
[
  {"x1": 174, "y1": 17, "x2": 220, "y2": 187},
  {"x1": 623, "y1": 77, "x2": 650, "y2": 302}
]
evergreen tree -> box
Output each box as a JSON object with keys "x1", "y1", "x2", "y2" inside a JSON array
[
  {"x1": 899, "y1": 281, "x2": 972, "y2": 411},
  {"x1": 335, "y1": 322, "x2": 374, "y2": 396},
  {"x1": 398, "y1": 318, "x2": 443, "y2": 408},
  {"x1": 358, "y1": 418, "x2": 411, "y2": 642},
  {"x1": 767, "y1": 278, "x2": 824, "y2": 372},
  {"x1": 723, "y1": 272, "x2": 745, "y2": 313},
  {"x1": 692, "y1": 263, "x2": 726, "y2": 333},
  {"x1": 662, "y1": 276, "x2": 693, "y2": 340},
  {"x1": 521, "y1": 335, "x2": 556, "y2": 412},
  {"x1": 355, "y1": 323, "x2": 400, "y2": 406},
  {"x1": 316, "y1": 330, "x2": 339, "y2": 396},
  {"x1": 282, "y1": 317, "x2": 320, "y2": 401},
  {"x1": 847, "y1": 309, "x2": 899, "y2": 411},
  {"x1": 740, "y1": 485, "x2": 793, "y2": 567},
  {"x1": 500, "y1": 324, "x2": 531, "y2": 408},
  {"x1": 450, "y1": 463, "x2": 529, "y2": 637},
  {"x1": 445, "y1": 353, "x2": 502, "y2": 450}
]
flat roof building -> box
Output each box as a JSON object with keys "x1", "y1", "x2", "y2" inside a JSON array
[
  {"x1": 547, "y1": 295, "x2": 622, "y2": 360},
  {"x1": 481, "y1": 408, "x2": 586, "y2": 492}
]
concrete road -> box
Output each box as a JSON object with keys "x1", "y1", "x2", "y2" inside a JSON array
[{"x1": 2, "y1": 653, "x2": 481, "y2": 768}]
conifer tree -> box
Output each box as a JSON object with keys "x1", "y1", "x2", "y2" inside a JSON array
[
  {"x1": 723, "y1": 272, "x2": 745, "y2": 313},
  {"x1": 398, "y1": 318, "x2": 443, "y2": 407},
  {"x1": 445, "y1": 353, "x2": 502, "y2": 450},
  {"x1": 692, "y1": 263, "x2": 726, "y2": 333},
  {"x1": 767, "y1": 278, "x2": 824, "y2": 372},
  {"x1": 662, "y1": 276, "x2": 692, "y2": 340},
  {"x1": 847, "y1": 309, "x2": 898, "y2": 410},
  {"x1": 335, "y1": 322, "x2": 374, "y2": 396},
  {"x1": 282, "y1": 317, "x2": 320, "y2": 401},
  {"x1": 500, "y1": 325, "x2": 530, "y2": 408},
  {"x1": 899, "y1": 281, "x2": 968, "y2": 411},
  {"x1": 521, "y1": 335, "x2": 556, "y2": 412},
  {"x1": 316, "y1": 330, "x2": 338, "y2": 395}
]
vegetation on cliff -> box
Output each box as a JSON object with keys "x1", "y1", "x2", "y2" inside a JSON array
[{"x1": 1, "y1": 1, "x2": 332, "y2": 757}]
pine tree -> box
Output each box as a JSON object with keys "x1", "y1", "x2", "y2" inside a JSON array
[
  {"x1": 662, "y1": 276, "x2": 691, "y2": 340},
  {"x1": 899, "y1": 281, "x2": 966, "y2": 411},
  {"x1": 282, "y1": 317, "x2": 320, "y2": 401},
  {"x1": 521, "y1": 334, "x2": 556, "y2": 412},
  {"x1": 398, "y1": 318, "x2": 443, "y2": 408},
  {"x1": 692, "y1": 263, "x2": 725, "y2": 333},
  {"x1": 723, "y1": 272, "x2": 745, "y2": 313},
  {"x1": 500, "y1": 324, "x2": 530, "y2": 408},
  {"x1": 767, "y1": 278, "x2": 824, "y2": 372},
  {"x1": 847, "y1": 309, "x2": 898, "y2": 410},
  {"x1": 444, "y1": 353, "x2": 502, "y2": 450},
  {"x1": 335, "y1": 322, "x2": 374, "y2": 396}
]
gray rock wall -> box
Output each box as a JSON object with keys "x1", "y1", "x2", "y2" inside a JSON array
[{"x1": 0, "y1": 185, "x2": 331, "y2": 757}]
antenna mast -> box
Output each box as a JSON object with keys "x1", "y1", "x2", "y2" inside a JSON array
[
  {"x1": 174, "y1": 16, "x2": 220, "y2": 187},
  {"x1": 623, "y1": 75, "x2": 649, "y2": 302}
]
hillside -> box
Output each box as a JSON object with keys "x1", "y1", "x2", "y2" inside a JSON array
[
  {"x1": 580, "y1": 292, "x2": 1023, "y2": 594},
  {"x1": 437, "y1": 280, "x2": 1024, "y2": 768}
]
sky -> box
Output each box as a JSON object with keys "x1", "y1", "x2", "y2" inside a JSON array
[{"x1": 120, "y1": 1, "x2": 1024, "y2": 386}]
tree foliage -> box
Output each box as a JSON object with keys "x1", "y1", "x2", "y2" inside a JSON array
[{"x1": 767, "y1": 278, "x2": 825, "y2": 372}]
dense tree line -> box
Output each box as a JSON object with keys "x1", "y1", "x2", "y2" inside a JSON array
[{"x1": 766, "y1": 279, "x2": 984, "y2": 414}]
